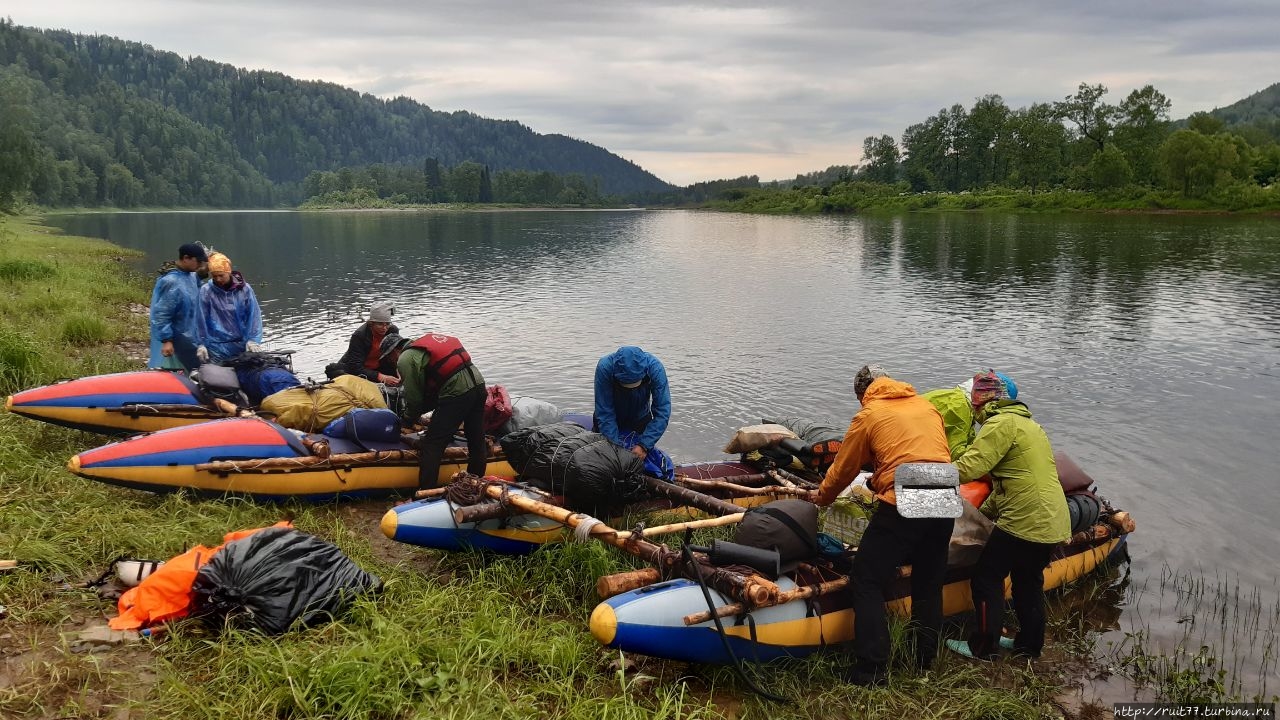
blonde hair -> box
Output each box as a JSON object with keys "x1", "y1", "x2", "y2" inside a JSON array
[{"x1": 207, "y1": 252, "x2": 232, "y2": 274}]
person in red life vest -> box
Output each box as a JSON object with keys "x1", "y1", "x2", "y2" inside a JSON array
[
  {"x1": 325, "y1": 302, "x2": 405, "y2": 385},
  {"x1": 397, "y1": 332, "x2": 487, "y2": 489},
  {"x1": 813, "y1": 364, "x2": 954, "y2": 687}
]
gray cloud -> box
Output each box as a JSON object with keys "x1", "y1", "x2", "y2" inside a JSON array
[{"x1": 9, "y1": 0, "x2": 1280, "y2": 183}]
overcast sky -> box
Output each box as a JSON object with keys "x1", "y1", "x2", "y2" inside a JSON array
[{"x1": 10, "y1": 1, "x2": 1280, "y2": 185}]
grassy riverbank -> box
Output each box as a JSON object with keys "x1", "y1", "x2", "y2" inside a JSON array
[
  {"x1": 0, "y1": 213, "x2": 1258, "y2": 719},
  {"x1": 702, "y1": 182, "x2": 1280, "y2": 215}
]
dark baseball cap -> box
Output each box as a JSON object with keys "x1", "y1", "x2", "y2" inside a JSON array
[{"x1": 177, "y1": 243, "x2": 208, "y2": 262}]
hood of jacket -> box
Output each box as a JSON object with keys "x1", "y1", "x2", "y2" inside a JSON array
[
  {"x1": 860, "y1": 377, "x2": 918, "y2": 403},
  {"x1": 976, "y1": 399, "x2": 1031, "y2": 424},
  {"x1": 611, "y1": 346, "x2": 652, "y2": 385}
]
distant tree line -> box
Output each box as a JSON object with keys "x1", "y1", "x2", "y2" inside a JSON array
[
  {"x1": 766, "y1": 165, "x2": 858, "y2": 190},
  {"x1": 871, "y1": 82, "x2": 1280, "y2": 197},
  {"x1": 300, "y1": 160, "x2": 612, "y2": 206},
  {"x1": 0, "y1": 20, "x2": 669, "y2": 210},
  {"x1": 691, "y1": 82, "x2": 1280, "y2": 209}
]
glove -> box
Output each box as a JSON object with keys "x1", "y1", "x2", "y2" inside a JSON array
[
  {"x1": 246, "y1": 341, "x2": 262, "y2": 353},
  {"x1": 196, "y1": 345, "x2": 210, "y2": 363}
]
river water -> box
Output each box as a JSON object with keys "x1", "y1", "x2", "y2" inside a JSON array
[{"x1": 50, "y1": 208, "x2": 1280, "y2": 698}]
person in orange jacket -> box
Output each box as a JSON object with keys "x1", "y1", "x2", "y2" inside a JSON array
[{"x1": 814, "y1": 365, "x2": 954, "y2": 687}]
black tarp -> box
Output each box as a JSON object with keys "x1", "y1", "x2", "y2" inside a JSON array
[
  {"x1": 509, "y1": 428, "x2": 645, "y2": 513},
  {"x1": 561, "y1": 434, "x2": 647, "y2": 513},
  {"x1": 499, "y1": 421, "x2": 587, "y2": 473},
  {"x1": 191, "y1": 526, "x2": 382, "y2": 635}
]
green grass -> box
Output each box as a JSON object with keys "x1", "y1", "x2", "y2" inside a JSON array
[
  {"x1": 0, "y1": 257, "x2": 57, "y2": 281},
  {"x1": 60, "y1": 313, "x2": 111, "y2": 344}
]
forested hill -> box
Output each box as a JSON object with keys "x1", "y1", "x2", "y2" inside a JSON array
[
  {"x1": 0, "y1": 21, "x2": 670, "y2": 207},
  {"x1": 1210, "y1": 82, "x2": 1280, "y2": 123},
  {"x1": 1208, "y1": 82, "x2": 1280, "y2": 136}
]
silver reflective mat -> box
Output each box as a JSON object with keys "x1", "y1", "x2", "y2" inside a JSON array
[{"x1": 894, "y1": 462, "x2": 963, "y2": 519}]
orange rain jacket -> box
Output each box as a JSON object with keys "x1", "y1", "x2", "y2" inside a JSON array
[
  {"x1": 815, "y1": 378, "x2": 952, "y2": 506},
  {"x1": 109, "y1": 521, "x2": 292, "y2": 631}
]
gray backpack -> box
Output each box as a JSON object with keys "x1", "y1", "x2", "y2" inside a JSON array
[{"x1": 733, "y1": 499, "x2": 819, "y2": 575}]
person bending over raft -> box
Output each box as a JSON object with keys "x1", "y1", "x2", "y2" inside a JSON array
[
  {"x1": 946, "y1": 371, "x2": 1069, "y2": 661},
  {"x1": 593, "y1": 346, "x2": 671, "y2": 461},
  {"x1": 326, "y1": 302, "x2": 407, "y2": 386},
  {"x1": 397, "y1": 332, "x2": 487, "y2": 490},
  {"x1": 814, "y1": 365, "x2": 954, "y2": 687},
  {"x1": 924, "y1": 371, "x2": 1019, "y2": 461},
  {"x1": 148, "y1": 243, "x2": 206, "y2": 372},
  {"x1": 196, "y1": 251, "x2": 264, "y2": 364}
]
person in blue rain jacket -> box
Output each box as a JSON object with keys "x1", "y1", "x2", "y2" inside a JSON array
[
  {"x1": 593, "y1": 346, "x2": 672, "y2": 460},
  {"x1": 148, "y1": 243, "x2": 206, "y2": 371},
  {"x1": 197, "y1": 251, "x2": 263, "y2": 363}
]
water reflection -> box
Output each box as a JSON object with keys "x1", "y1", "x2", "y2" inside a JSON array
[{"x1": 49, "y1": 208, "x2": 1280, "y2": 698}]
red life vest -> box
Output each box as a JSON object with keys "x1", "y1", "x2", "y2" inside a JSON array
[
  {"x1": 408, "y1": 333, "x2": 474, "y2": 393},
  {"x1": 363, "y1": 326, "x2": 387, "y2": 371}
]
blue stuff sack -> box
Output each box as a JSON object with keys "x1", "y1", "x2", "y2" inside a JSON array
[
  {"x1": 618, "y1": 430, "x2": 675, "y2": 482},
  {"x1": 322, "y1": 408, "x2": 404, "y2": 451},
  {"x1": 817, "y1": 531, "x2": 848, "y2": 558},
  {"x1": 643, "y1": 446, "x2": 675, "y2": 482},
  {"x1": 237, "y1": 366, "x2": 301, "y2": 405}
]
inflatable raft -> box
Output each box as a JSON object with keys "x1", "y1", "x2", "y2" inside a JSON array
[
  {"x1": 66, "y1": 416, "x2": 515, "y2": 501},
  {"x1": 589, "y1": 530, "x2": 1129, "y2": 663},
  {"x1": 381, "y1": 460, "x2": 778, "y2": 553},
  {"x1": 5, "y1": 370, "x2": 226, "y2": 435}
]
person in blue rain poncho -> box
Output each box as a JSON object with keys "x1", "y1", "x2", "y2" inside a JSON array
[
  {"x1": 196, "y1": 251, "x2": 264, "y2": 363},
  {"x1": 148, "y1": 243, "x2": 206, "y2": 371},
  {"x1": 593, "y1": 346, "x2": 674, "y2": 479}
]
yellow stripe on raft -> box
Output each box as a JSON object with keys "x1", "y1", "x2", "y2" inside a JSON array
[
  {"x1": 9, "y1": 405, "x2": 216, "y2": 434},
  {"x1": 477, "y1": 525, "x2": 568, "y2": 543},
  {"x1": 717, "y1": 538, "x2": 1120, "y2": 648},
  {"x1": 68, "y1": 459, "x2": 516, "y2": 496}
]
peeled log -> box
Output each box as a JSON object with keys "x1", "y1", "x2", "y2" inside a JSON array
[
  {"x1": 597, "y1": 568, "x2": 662, "y2": 599},
  {"x1": 1107, "y1": 511, "x2": 1136, "y2": 534}
]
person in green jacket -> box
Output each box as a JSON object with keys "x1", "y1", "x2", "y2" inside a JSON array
[
  {"x1": 923, "y1": 372, "x2": 1019, "y2": 461},
  {"x1": 397, "y1": 333, "x2": 487, "y2": 489},
  {"x1": 946, "y1": 371, "x2": 1069, "y2": 661}
]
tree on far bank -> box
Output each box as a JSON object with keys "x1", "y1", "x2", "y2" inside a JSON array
[
  {"x1": 1088, "y1": 146, "x2": 1133, "y2": 190},
  {"x1": 1112, "y1": 85, "x2": 1172, "y2": 185},
  {"x1": 963, "y1": 94, "x2": 1012, "y2": 186},
  {"x1": 423, "y1": 157, "x2": 442, "y2": 202},
  {"x1": 478, "y1": 164, "x2": 493, "y2": 202},
  {"x1": 1007, "y1": 103, "x2": 1066, "y2": 193},
  {"x1": 1187, "y1": 111, "x2": 1226, "y2": 136},
  {"x1": 0, "y1": 74, "x2": 38, "y2": 210},
  {"x1": 1159, "y1": 128, "x2": 1251, "y2": 197},
  {"x1": 861, "y1": 134, "x2": 899, "y2": 183},
  {"x1": 1055, "y1": 82, "x2": 1118, "y2": 153}
]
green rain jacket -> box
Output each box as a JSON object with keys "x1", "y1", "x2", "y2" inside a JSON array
[
  {"x1": 955, "y1": 401, "x2": 1070, "y2": 545},
  {"x1": 397, "y1": 346, "x2": 485, "y2": 423},
  {"x1": 923, "y1": 387, "x2": 974, "y2": 461}
]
